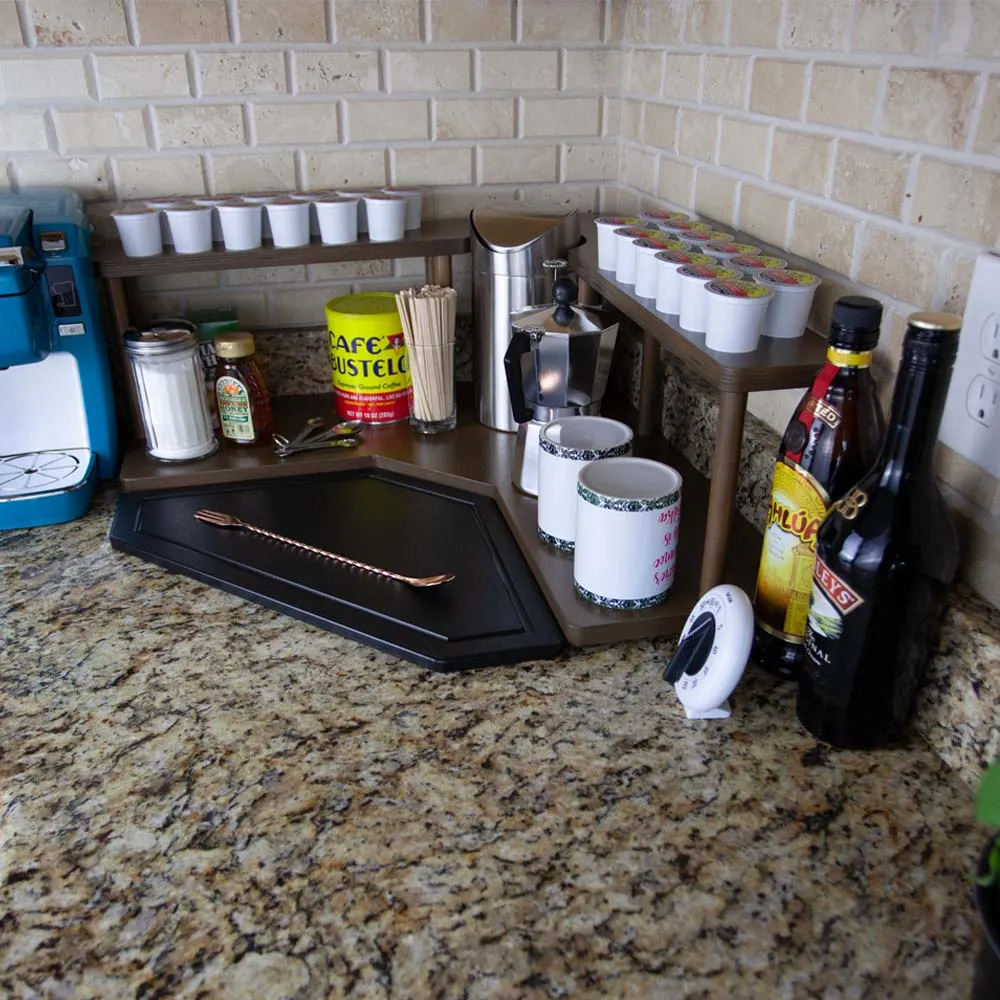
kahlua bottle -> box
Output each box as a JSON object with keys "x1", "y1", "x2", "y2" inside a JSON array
[
  {"x1": 752, "y1": 297, "x2": 886, "y2": 680},
  {"x1": 797, "y1": 313, "x2": 961, "y2": 749}
]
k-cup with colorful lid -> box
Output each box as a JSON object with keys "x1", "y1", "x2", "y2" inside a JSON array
[
  {"x1": 676, "y1": 264, "x2": 743, "y2": 333},
  {"x1": 633, "y1": 236, "x2": 691, "y2": 298},
  {"x1": 594, "y1": 215, "x2": 641, "y2": 270},
  {"x1": 679, "y1": 229, "x2": 736, "y2": 245},
  {"x1": 614, "y1": 226, "x2": 665, "y2": 285},
  {"x1": 754, "y1": 268, "x2": 821, "y2": 340},
  {"x1": 639, "y1": 209, "x2": 690, "y2": 226},
  {"x1": 702, "y1": 240, "x2": 762, "y2": 262},
  {"x1": 705, "y1": 279, "x2": 774, "y2": 353},
  {"x1": 731, "y1": 254, "x2": 788, "y2": 277},
  {"x1": 659, "y1": 218, "x2": 715, "y2": 233},
  {"x1": 653, "y1": 250, "x2": 715, "y2": 314}
]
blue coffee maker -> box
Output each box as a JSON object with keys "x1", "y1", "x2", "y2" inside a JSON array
[{"x1": 0, "y1": 188, "x2": 118, "y2": 529}]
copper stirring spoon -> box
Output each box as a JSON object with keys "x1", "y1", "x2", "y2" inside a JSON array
[{"x1": 193, "y1": 510, "x2": 455, "y2": 588}]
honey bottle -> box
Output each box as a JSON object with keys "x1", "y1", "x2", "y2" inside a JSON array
[{"x1": 214, "y1": 332, "x2": 272, "y2": 446}]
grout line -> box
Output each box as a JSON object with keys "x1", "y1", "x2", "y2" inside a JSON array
[
  {"x1": 822, "y1": 135, "x2": 836, "y2": 199},
  {"x1": 324, "y1": 0, "x2": 334, "y2": 44},
  {"x1": 799, "y1": 57, "x2": 813, "y2": 122},
  {"x1": 145, "y1": 104, "x2": 160, "y2": 150},
  {"x1": 200, "y1": 152, "x2": 212, "y2": 195},
  {"x1": 420, "y1": 0, "x2": 431, "y2": 44},
  {"x1": 15, "y1": 0, "x2": 34, "y2": 48},
  {"x1": 283, "y1": 49, "x2": 294, "y2": 95},
  {"x1": 848, "y1": 216, "x2": 866, "y2": 282},
  {"x1": 242, "y1": 102, "x2": 255, "y2": 147},
  {"x1": 224, "y1": 0, "x2": 239, "y2": 44},
  {"x1": 470, "y1": 47, "x2": 480, "y2": 92},
  {"x1": 122, "y1": 0, "x2": 139, "y2": 47},
  {"x1": 83, "y1": 51, "x2": 100, "y2": 101},
  {"x1": 965, "y1": 71, "x2": 989, "y2": 156},
  {"x1": 187, "y1": 51, "x2": 201, "y2": 100},
  {"x1": 871, "y1": 62, "x2": 890, "y2": 134}
]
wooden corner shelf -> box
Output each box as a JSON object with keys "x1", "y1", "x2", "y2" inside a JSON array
[
  {"x1": 101, "y1": 211, "x2": 826, "y2": 648},
  {"x1": 118, "y1": 390, "x2": 760, "y2": 647}
]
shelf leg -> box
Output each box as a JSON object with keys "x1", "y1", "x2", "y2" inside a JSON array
[
  {"x1": 577, "y1": 277, "x2": 597, "y2": 305},
  {"x1": 637, "y1": 330, "x2": 661, "y2": 437},
  {"x1": 425, "y1": 254, "x2": 452, "y2": 287},
  {"x1": 104, "y1": 276, "x2": 144, "y2": 441},
  {"x1": 700, "y1": 389, "x2": 748, "y2": 592}
]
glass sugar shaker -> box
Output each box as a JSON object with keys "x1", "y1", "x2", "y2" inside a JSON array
[{"x1": 123, "y1": 327, "x2": 219, "y2": 462}]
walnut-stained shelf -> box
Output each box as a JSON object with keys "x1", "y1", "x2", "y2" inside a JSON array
[{"x1": 92, "y1": 218, "x2": 472, "y2": 277}]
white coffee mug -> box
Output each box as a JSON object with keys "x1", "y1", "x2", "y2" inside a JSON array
[
  {"x1": 574, "y1": 457, "x2": 682, "y2": 609},
  {"x1": 537, "y1": 417, "x2": 633, "y2": 551}
]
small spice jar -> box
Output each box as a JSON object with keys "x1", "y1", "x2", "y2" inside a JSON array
[{"x1": 214, "y1": 332, "x2": 272, "y2": 446}]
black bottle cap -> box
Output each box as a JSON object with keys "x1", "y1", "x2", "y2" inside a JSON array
[{"x1": 829, "y1": 296, "x2": 883, "y2": 351}]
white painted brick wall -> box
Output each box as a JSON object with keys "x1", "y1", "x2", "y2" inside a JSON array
[
  {"x1": 0, "y1": 0, "x2": 624, "y2": 329},
  {"x1": 615, "y1": 0, "x2": 1000, "y2": 577}
]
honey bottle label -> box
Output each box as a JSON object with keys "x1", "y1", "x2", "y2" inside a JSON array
[
  {"x1": 754, "y1": 459, "x2": 829, "y2": 644},
  {"x1": 216, "y1": 375, "x2": 255, "y2": 441}
]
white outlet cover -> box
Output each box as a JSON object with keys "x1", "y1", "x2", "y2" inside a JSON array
[{"x1": 939, "y1": 252, "x2": 1000, "y2": 478}]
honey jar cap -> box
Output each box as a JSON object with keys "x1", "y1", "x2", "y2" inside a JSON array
[{"x1": 215, "y1": 332, "x2": 256, "y2": 358}]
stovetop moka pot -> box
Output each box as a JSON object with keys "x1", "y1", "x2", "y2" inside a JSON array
[{"x1": 503, "y1": 263, "x2": 619, "y2": 496}]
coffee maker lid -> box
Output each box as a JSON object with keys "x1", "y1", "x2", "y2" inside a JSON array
[
  {"x1": 510, "y1": 298, "x2": 612, "y2": 337},
  {"x1": 511, "y1": 271, "x2": 614, "y2": 336},
  {"x1": 472, "y1": 201, "x2": 576, "y2": 251}
]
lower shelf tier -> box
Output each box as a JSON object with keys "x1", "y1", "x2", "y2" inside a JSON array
[{"x1": 118, "y1": 390, "x2": 762, "y2": 646}]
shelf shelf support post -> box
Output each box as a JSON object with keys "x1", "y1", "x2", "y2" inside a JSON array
[
  {"x1": 425, "y1": 255, "x2": 452, "y2": 288},
  {"x1": 700, "y1": 389, "x2": 748, "y2": 591},
  {"x1": 638, "y1": 330, "x2": 661, "y2": 437}
]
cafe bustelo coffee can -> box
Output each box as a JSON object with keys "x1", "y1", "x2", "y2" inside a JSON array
[{"x1": 325, "y1": 292, "x2": 410, "y2": 423}]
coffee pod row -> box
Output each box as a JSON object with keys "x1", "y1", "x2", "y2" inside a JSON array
[{"x1": 111, "y1": 187, "x2": 423, "y2": 258}]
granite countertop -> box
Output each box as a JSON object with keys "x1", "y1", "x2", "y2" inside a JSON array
[{"x1": 0, "y1": 489, "x2": 985, "y2": 999}]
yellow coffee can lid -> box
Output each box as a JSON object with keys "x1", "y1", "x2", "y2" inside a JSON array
[
  {"x1": 326, "y1": 292, "x2": 402, "y2": 338},
  {"x1": 215, "y1": 332, "x2": 255, "y2": 358}
]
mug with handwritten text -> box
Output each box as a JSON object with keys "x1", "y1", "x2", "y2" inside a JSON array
[{"x1": 573, "y1": 457, "x2": 682, "y2": 609}]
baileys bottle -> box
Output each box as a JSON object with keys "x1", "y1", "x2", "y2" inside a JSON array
[{"x1": 752, "y1": 297, "x2": 886, "y2": 680}]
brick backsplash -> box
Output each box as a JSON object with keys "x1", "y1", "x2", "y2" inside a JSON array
[
  {"x1": 0, "y1": 0, "x2": 623, "y2": 326},
  {"x1": 614, "y1": 0, "x2": 1000, "y2": 608}
]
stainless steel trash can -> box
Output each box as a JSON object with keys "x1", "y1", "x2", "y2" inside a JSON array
[{"x1": 471, "y1": 203, "x2": 581, "y2": 432}]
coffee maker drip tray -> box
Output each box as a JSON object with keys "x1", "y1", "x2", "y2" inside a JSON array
[{"x1": 0, "y1": 448, "x2": 93, "y2": 496}]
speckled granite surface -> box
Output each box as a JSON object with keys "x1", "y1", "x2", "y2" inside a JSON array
[
  {"x1": 0, "y1": 489, "x2": 987, "y2": 998},
  {"x1": 257, "y1": 317, "x2": 473, "y2": 398}
]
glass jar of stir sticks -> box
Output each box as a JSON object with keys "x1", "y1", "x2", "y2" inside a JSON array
[{"x1": 395, "y1": 285, "x2": 458, "y2": 434}]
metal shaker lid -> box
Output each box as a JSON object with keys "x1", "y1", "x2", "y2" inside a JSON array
[{"x1": 123, "y1": 325, "x2": 197, "y2": 356}]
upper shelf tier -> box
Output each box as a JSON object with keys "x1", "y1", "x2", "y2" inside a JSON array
[
  {"x1": 569, "y1": 215, "x2": 829, "y2": 394},
  {"x1": 92, "y1": 218, "x2": 472, "y2": 278}
]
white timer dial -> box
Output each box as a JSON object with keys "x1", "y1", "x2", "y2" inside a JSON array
[{"x1": 663, "y1": 585, "x2": 754, "y2": 720}]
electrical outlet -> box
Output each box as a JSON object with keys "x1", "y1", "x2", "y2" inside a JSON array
[
  {"x1": 967, "y1": 374, "x2": 1000, "y2": 426},
  {"x1": 981, "y1": 313, "x2": 1000, "y2": 363},
  {"x1": 939, "y1": 252, "x2": 1000, "y2": 478}
]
